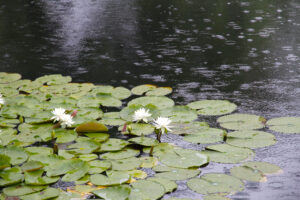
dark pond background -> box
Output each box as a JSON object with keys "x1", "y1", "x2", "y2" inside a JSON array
[{"x1": 1, "y1": 0, "x2": 300, "y2": 199}]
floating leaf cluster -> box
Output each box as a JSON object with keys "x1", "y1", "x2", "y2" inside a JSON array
[{"x1": 0, "y1": 72, "x2": 294, "y2": 199}]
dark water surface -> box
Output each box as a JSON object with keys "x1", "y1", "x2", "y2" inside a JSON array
[{"x1": 1, "y1": 0, "x2": 300, "y2": 199}]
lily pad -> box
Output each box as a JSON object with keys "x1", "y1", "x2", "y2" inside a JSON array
[
  {"x1": 3, "y1": 184, "x2": 47, "y2": 196},
  {"x1": 171, "y1": 121, "x2": 210, "y2": 135},
  {"x1": 67, "y1": 138, "x2": 100, "y2": 154},
  {"x1": 84, "y1": 133, "x2": 109, "y2": 143},
  {"x1": 128, "y1": 96, "x2": 174, "y2": 109},
  {"x1": 183, "y1": 128, "x2": 225, "y2": 144},
  {"x1": 93, "y1": 185, "x2": 131, "y2": 200},
  {"x1": 146, "y1": 87, "x2": 172, "y2": 96},
  {"x1": 187, "y1": 173, "x2": 244, "y2": 195},
  {"x1": 159, "y1": 148, "x2": 208, "y2": 168},
  {"x1": 25, "y1": 170, "x2": 60, "y2": 185},
  {"x1": 129, "y1": 136, "x2": 159, "y2": 146},
  {"x1": 0, "y1": 167, "x2": 24, "y2": 186},
  {"x1": 21, "y1": 161, "x2": 44, "y2": 172},
  {"x1": 100, "y1": 138, "x2": 129, "y2": 152},
  {"x1": 130, "y1": 180, "x2": 165, "y2": 200},
  {"x1": 55, "y1": 129, "x2": 77, "y2": 143},
  {"x1": 0, "y1": 154, "x2": 10, "y2": 169},
  {"x1": 139, "y1": 157, "x2": 158, "y2": 168},
  {"x1": 0, "y1": 72, "x2": 21, "y2": 83},
  {"x1": 121, "y1": 123, "x2": 154, "y2": 136},
  {"x1": 159, "y1": 106, "x2": 198, "y2": 122},
  {"x1": 230, "y1": 166, "x2": 266, "y2": 182},
  {"x1": 243, "y1": 161, "x2": 282, "y2": 174},
  {"x1": 187, "y1": 100, "x2": 237, "y2": 116},
  {"x1": 266, "y1": 117, "x2": 300, "y2": 134},
  {"x1": 226, "y1": 130, "x2": 276, "y2": 148},
  {"x1": 0, "y1": 145, "x2": 28, "y2": 165},
  {"x1": 202, "y1": 144, "x2": 254, "y2": 164},
  {"x1": 88, "y1": 160, "x2": 112, "y2": 174},
  {"x1": 131, "y1": 84, "x2": 157, "y2": 95},
  {"x1": 101, "y1": 147, "x2": 140, "y2": 160},
  {"x1": 155, "y1": 167, "x2": 200, "y2": 181},
  {"x1": 217, "y1": 113, "x2": 266, "y2": 130},
  {"x1": 19, "y1": 187, "x2": 60, "y2": 200},
  {"x1": 110, "y1": 157, "x2": 141, "y2": 171},
  {"x1": 76, "y1": 122, "x2": 108, "y2": 133},
  {"x1": 90, "y1": 171, "x2": 130, "y2": 186},
  {"x1": 35, "y1": 74, "x2": 72, "y2": 85},
  {"x1": 148, "y1": 177, "x2": 177, "y2": 193}
]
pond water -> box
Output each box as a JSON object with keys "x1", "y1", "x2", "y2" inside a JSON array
[{"x1": 0, "y1": 0, "x2": 300, "y2": 199}]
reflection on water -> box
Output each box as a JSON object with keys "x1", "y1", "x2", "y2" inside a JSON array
[{"x1": 0, "y1": 0, "x2": 300, "y2": 199}]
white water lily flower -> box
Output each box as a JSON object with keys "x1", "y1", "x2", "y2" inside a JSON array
[
  {"x1": 51, "y1": 108, "x2": 66, "y2": 122},
  {"x1": 153, "y1": 117, "x2": 172, "y2": 134},
  {"x1": 60, "y1": 114, "x2": 74, "y2": 128},
  {"x1": 0, "y1": 93, "x2": 5, "y2": 105},
  {"x1": 133, "y1": 108, "x2": 152, "y2": 123}
]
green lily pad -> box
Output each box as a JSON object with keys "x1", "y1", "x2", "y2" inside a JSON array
[
  {"x1": 91, "y1": 85, "x2": 131, "y2": 100},
  {"x1": 230, "y1": 166, "x2": 265, "y2": 182},
  {"x1": 67, "y1": 138, "x2": 100, "y2": 154},
  {"x1": 183, "y1": 128, "x2": 225, "y2": 144},
  {"x1": 139, "y1": 157, "x2": 158, "y2": 168},
  {"x1": 90, "y1": 171, "x2": 130, "y2": 186},
  {"x1": 131, "y1": 84, "x2": 157, "y2": 95},
  {"x1": 20, "y1": 187, "x2": 60, "y2": 200},
  {"x1": 55, "y1": 129, "x2": 77, "y2": 143},
  {"x1": 100, "y1": 138, "x2": 129, "y2": 152},
  {"x1": 187, "y1": 173, "x2": 244, "y2": 195},
  {"x1": 159, "y1": 106, "x2": 198, "y2": 122},
  {"x1": 148, "y1": 177, "x2": 177, "y2": 193},
  {"x1": 35, "y1": 74, "x2": 71, "y2": 85},
  {"x1": 243, "y1": 161, "x2": 282, "y2": 174},
  {"x1": 202, "y1": 144, "x2": 254, "y2": 164},
  {"x1": 163, "y1": 198, "x2": 201, "y2": 200},
  {"x1": 0, "y1": 154, "x2": 10, "y2": 169},
  {"x1": 25, "y1": 170, "x2": 60, "y2": 185},
  {"x1": 0, "y1": 167, "x2": 24, "y2": 186},
  {"x1": 0, "y1": 145, "x2": 28, "y2": 165},
  {"x1": 171, "y1": 121, "x2": 209, "y2": 135},
  {"x1": 217, "y1": 113, "x2": 266, "y2": 130},
  {"x1": 121, "y1": 123, "x2": 154, "y2": 136},
  {"x1": 25, "y1": 147, "x2": 53, "y2": 156},
  {"x1": 128, "y1": 96, "x2": 174, "y2": 109},
  {"x1": 129, "y1": 136, "x2": 159, "y2": 146},
  {"x1": 96, "y1": 93, "x2": 122, "y2": 107},
  {"x1": 3, "y1": 184, "x2": 47, "y2": 196},
  {"x1": 88, "y1": 160, "x2": 112, "y2": 174},
  {"x1": 226, "y1": 130, "x2": 276, "y2": 148},
  {"x1": 61, "y1": 160, "x2": 89, "y2": 182},
  {"x1": 266, "y1": 117, "x2": 300, "y2": 134},
  {"x1": 159, "y1": 148, "x2": 208, "y2": 168},
  {"x1": 146, "y1": 87, "x2": 172, "y2": 96},
  {"x1": 93, "y1": 185, "x2": 131, "y2": 200},
  {"x1": 84, "y1": 132, "x2": 109, "y2": 143},
  {"x1": 187, "y1": 100, "x2": 237, "y2": 116},
  {"x1": 0, "y1": 72, "x2": 21, "y2": 83},
  {"x1": 155, "y1": 167, "x2": 200, "y2": 181},
  {"x1": 99, "y1": 118, "x2": 126, "y2": 126},
  {"x1": 110, "y1": 157, "x2": 141, "y2": 171},
  {"x1": 21, "y1": 161, "x2": 44, "y2": 172},
  {"x1": 101, "y1": 147, "x2": 140, "y2": 160},
  {"x1": 79, "y1": 154, "x2": 98, "y2": 161},
  {"x1": 130, "y1": 180, "x2": 165, "y2": 200},
  {"x1": 75, "y1": 122, "x2": 108, "y2": 133}
]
